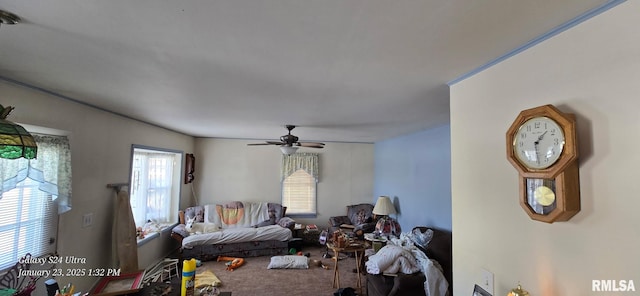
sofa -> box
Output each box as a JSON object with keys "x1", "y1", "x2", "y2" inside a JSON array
[
  {"x1": 171, "y1": 201, "x2": 296, "y2": 261},
  {"x1": 328, "y1": 203, "x2": 377, "y2": 237},
  {"x1": 366, "y1": 226, "x2": 452, "y2": 296}
]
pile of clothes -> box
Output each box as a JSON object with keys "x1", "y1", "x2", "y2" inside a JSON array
[{"x1": 365, "y1": 229, "x2": 448, "y2": 296}]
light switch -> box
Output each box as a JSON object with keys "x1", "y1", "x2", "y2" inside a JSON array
[
  {"x1": 481, "y1": 268, "x2": 494, "y2": 295},
  {"x1": 82, "y1": 213, "x2": 93, "y2": 227}
]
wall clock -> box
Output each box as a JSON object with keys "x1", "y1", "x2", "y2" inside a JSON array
[{"x1": 506, "y1": 104, "x2": 580, "y2": 223}]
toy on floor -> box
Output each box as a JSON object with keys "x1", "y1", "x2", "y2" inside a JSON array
[
  {"x1": 311, "y1": 259, "x2": 329, "y2": 269},
  {"x1": 216, "y1": 256, "x2": 245, "y2": 271}
]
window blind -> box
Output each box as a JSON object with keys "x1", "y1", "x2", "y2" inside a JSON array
[
  {"x1": 282, "y1": 169, "x2": 316, "y2": 215},
  {"x1": 0, "y1": 178, "x2": 58, "y2": 271}
]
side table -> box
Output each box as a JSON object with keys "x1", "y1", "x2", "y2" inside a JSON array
[
  {"x1": 292, "y1": 223, "x2": 304, "y2": 237},
  {"x1": 301, "y1": 230, "x2": 321, "y2": 245},
  {"x1": 363, "y1": 233, "x2": 387, "y2": 253},
  {"x1": 327, "y1": 242, "x2": 367, "y2": 294}
]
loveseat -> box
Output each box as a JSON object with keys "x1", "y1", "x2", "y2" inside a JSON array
[{"x1": 171, "y1": 201, "x2": 296, "y2": 261}]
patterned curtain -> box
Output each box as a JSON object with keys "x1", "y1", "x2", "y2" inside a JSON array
[
  {"x1": 281, "y1": 152, "x2": 319, "y2": 182},
  {"x1": 0, "y1": 134, "x2": 72, "y2": 213}
]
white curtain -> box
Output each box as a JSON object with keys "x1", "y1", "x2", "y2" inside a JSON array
[
  {"x1": 129, "y1": 151, "x2": 175, "y2": 226},
  {"x1": 0, "y1": 134, "x2": 72, "y2": 213}
]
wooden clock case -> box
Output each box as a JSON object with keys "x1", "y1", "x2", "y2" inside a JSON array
[{"x1": 506, "y1": 104, "x2": 581, "y2": 223}]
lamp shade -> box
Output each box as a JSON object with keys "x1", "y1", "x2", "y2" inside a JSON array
[
  {"x1": 0, "y1": 105, "x2": 37, "y2": 159},
  {"x1": 373, "y1": 196, "x2": 396, "y2": 216},
  {"x1": 280, "y1": 145, "x2": 299, "y2": 155}
]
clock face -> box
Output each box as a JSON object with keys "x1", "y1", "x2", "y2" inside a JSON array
[{"x1": 513, "y1": 116, "x2": 565, "y2": 169}]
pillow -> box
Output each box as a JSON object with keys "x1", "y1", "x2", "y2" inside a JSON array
[
  {"x1": 267, "y1": 255, "x2": 309, "y2": 269},
  {"x1": 347, "y1": 204, "x2": 373, "y2": 225},
  {"x1": 277, "y1": 217, "x2": 295, "y2": 229},
  {"x1": 267, "y1": 203, "x2": 285, "y2": 221},
  {"x1": 172, "y1": 224, "x2": 190, "y2": 238},
  {"x1": 411, "y1": 227, "x2": 433, "y2": 250},
  {"x1": 184, "y1": 205, "x2": 205, "y2": 223}
]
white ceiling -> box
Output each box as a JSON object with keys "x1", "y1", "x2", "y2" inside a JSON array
[{"x1": 0, "y1": 0, "x2": 611, "y2": 143}]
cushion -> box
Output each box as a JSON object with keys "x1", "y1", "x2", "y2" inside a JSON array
[
  {"x1": 172, "y1": 224, "x2": 190, "y2": 238},
  {"x1": 277, "y1": 217, "x2": 295, "y2": 229},
  {"x1": 411, "y1": 228, "x2": 433, "y2": 249},
  {"x1": 267, "y1": 203, "x2": 285, "y2": 222},
  {"x1": 347, "y1": 204, "x2": 374, "y2": 225},
  {"x1": 184, "y1": 205, "x2": 205, "y2": 223},
  {"x1": 267, "y1": 255, "x2": 309, "y2": 269}
]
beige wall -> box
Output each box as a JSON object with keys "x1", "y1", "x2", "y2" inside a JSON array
[
  {"x1": 194, "y1": 138, "x2": 375, "y2": 227},
  {"x1": 450, "y1": 2, "x2": 639, "y2": 295},
  {"x1": 0, "y1": 80, "x2": 195, "y2": 293}
]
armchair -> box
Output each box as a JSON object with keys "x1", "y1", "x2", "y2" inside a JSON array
[{"x1": 328, "y1": 203, "x2": 376, "y2": 237}]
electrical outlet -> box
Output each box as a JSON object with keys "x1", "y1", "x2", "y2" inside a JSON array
[
  {"x1": 481, "y1": 268, "x2": 494, "y2": 295},
  {"x1": 82, "y1": 213, "x2": 93, "y2": 227}
]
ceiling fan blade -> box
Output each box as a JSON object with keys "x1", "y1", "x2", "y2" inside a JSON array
[
  {"x1": 297, "y1": 143, "x2": 325, "y2": 148},
  {"x1": 298, "y1": 142, "x2": 325, "y2": 146},
  {"x1": 248, "y1": 126, "x2": 326, "y2": 150},
  {"x1": 247, "y1": 143, "x2": 280, "y2": 146}
]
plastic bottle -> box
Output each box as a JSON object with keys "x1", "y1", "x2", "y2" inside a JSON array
[{"x1": 181, "y1": 258, "x2": 197, "y2": 296}]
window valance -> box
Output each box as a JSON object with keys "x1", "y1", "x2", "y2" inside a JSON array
[
  {"x1": 281, "y1": 152, "x2": 318, "y2": 182},
  {"x1": 0, "y1": 134, "x2": 72, "y2": 213}
]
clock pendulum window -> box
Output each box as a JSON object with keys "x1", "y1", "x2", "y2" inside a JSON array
[{"x1": 506, "y1": 104, "x2": 581, "y2": 223}]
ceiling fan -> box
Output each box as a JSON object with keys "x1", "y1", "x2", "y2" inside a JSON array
[{"x1": 248, "y1": 125, "x2": 325, "y2": 155}]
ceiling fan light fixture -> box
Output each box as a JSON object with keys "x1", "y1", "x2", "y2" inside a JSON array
[
  {"x1": 0, "y1": 105, "x2": 38, "y2": 159},
  {"x1": 248, "y1": 125, "x2": 325, "y2": 154},
  {"x1": 280, "y1": 146, "x2": 298, "y2": 155}
]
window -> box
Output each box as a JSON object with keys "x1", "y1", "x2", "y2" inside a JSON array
[
  {"x1": 0, "y1": 134, "x2": 71, "y2": 271},
  {"x1": 282, "y1": 169, "x2": 316, "y2": 215},
  {"x1": 0, "y1": 179, "x2": 58, "y2": 270},
  {"x1": 129, "y1": 146, "x2": 181, "y2": 227},
  {"x1": 281, "y1": 153, "x2": 318, "y2": 217}
]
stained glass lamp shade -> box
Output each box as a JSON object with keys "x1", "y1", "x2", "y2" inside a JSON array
[{"x1": 0, "y1": 105, "x2": 37, "y2": 159}]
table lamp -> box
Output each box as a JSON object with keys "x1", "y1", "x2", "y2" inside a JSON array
[{"x1": 372, "y1": 196, "x2": 398, "y2": 237}]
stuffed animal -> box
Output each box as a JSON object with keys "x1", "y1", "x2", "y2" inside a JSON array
[{"x1": 216, "y1": 256, "x2": 245, "y2": 271}]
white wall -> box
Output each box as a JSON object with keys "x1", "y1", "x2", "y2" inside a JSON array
[
  {"x1": 194, "y1": 138, "x2": 375, "y2": 227},
  {"x1": 0, "y1": 80, "x2": 195, "y2": 294},
  {"x1": 450, "y1": 2, "x2": 639, "y2": 295}
]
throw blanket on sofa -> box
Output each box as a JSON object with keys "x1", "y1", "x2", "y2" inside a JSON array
[{"x1": 205, "y1": 201, "x2": 270, "y2": 228}]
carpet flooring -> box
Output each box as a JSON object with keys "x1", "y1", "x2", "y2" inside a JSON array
[{"x1": 185, "y1": 245, "x2": 368, "y2": 296}]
